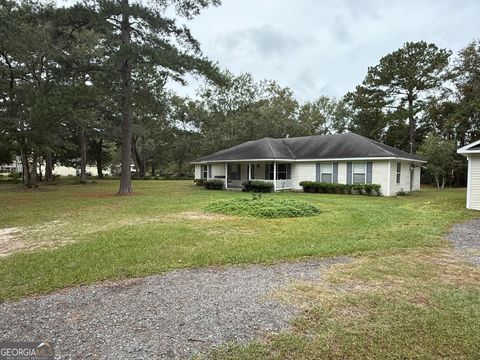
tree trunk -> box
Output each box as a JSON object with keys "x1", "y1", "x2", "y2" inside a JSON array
[
  {"x1": 45, "y1": 151, "x2": 53, "y2": 182},
  {"x1": 29, "y1": 153, "x2": 37, "y2": 188},
  {"x1": 37, "y1": 158, "x2": 43, "y2": 182},
  {"x1": 93, "y1": 138, "x2": 104, "y2": 179},
  {"x1": 151, "y1": 160, "x2": 156, "y2": 177},
  {"x1": 441, "y1": 176, "x2": 445, "y2": 190},
  {"x1": 20, "y1": 146, "x2": 32, "y2": 187},
  {"x1": 79, "y1": 127, "x2": 87, "y2": 184},
  {"x1": 434, "y1": 175, "x2": 440, "y2": 191},
  {"x1": 132, "y1": 138, "x2": 145, "y2": 179},
  {"x1": 408, "y1": 94, "x2": 416, "y2": 154},
  {"x1": 118, "y1": 0, "x2": 133, "y2": 195}
]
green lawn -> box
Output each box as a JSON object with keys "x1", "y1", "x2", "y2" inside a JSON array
[
  {"x1": 1, "y1": 180, "x2": 479, "y2": 358},
  {"x1": 0, "y1": 180, "x2": 476, "y2": 300}
]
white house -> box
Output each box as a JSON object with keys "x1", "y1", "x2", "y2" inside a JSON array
[
  {"x1": 191, "y1": 132, "x2": 425, "y2": 196},
  {"x1": 458, "y1": 139, "x2": 480, "y2": 210}
]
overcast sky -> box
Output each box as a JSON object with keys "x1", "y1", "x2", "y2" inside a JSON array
[{"x1": 168, "y1": 0, "x2": 480, "y2": 102}]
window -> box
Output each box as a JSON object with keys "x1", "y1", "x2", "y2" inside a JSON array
[
  {"x1": 320, "y1": 163, "x2": 333, "y2": 183},
  {"x1": 266, "y1": 163, "x2": 291, "y2": 180},
  {"x1": 202, "y1": 165, "x2": 208, "y2": 179},
  {"x1": 228, "y1": 164, "x2": 241, "y2": 180},
  {"x1": 396, "y1": 163, "x2": 401, "y2": 184},
  {"x1": 352, "y1": 162, "x2": 366, "y2": 184}
]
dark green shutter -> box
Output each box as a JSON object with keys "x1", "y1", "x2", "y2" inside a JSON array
[
  {"x1": 347, "y1": 162, "x2": 352, "y2": 184},
  {"x1": 208, "y1": 165, "x2": 212, "y2": 178},
  {"x1": 287, "y1": 163, "x2": 291, "y2": 179},
  {"x1": 333, "y1": 163, "x2": 338, "y2": 183},
  {"x1": 237, "y1": 164, "x2": 241, "y2": 180},
  {"x1": 366, "y1": 162, "x2": 373, "y2": 184},
  {"x1": 316, "y1": 163, "x2": 320, "y2": 182},
  {"x1": 265, "y1": 164, "x2": 269, "y2": 180}
]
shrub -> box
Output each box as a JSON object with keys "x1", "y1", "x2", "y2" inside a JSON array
[
  {"x1": 396, "y1": 188, "x2": 414, "y2": 196},
  {"x1": 194, "y1": 179, "x2": 205, "y2": 187},
  {"x1": 203, "y1": 179, "x2": 224, "y2": 190},
  {"x1": 299, "y1": 181, "x2": 381, "y2": 196},
  {"x1": 242, "y1": 180, "x2": 274, "y2": 193},
  {"x1": 204, "y1": 197, "x2": 320, "y2": 218}
]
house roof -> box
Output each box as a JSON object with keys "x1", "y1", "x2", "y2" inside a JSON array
[
  {"x1": 458, "y1": 139, "x2": 480, "y2": 155},
  {"x1": 192, "y1": 132, "x2": 425, "y2": 163}
]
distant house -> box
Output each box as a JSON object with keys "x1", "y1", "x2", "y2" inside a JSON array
[
  {"x1": 458, "y1": 139, "x2": 480, "y2": 210},
  {"x1": 191, "y1": 132, "x2": 425, "y2": 196}
]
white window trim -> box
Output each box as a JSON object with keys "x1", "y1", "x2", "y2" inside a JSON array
[
  {"x1": 352, "y1": 162, "x2": 367, "y2": 184},
  {"x1": 202, "y1": 165, "x2": 208, "y2": 179},
  {"x1": 320, "y1": 162, "x2": 333, "y2": 183}
]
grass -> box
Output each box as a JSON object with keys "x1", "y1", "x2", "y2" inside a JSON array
[
  {"x1": 1, "y1": 179, "x2": 479, "y2": 358},
  {"x1": 205, "y1": 249, "x2": 480, "y2": 359},
  {"x1": 0, "y1": 180, "x2": 476, "y2": 301}
]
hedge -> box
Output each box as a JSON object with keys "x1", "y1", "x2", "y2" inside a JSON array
[
  {"x1": 299, "y1": 181, "x2": 381, "y2": 196},
  {"x1": 242, "y1": 180, "x2": 274, "y2": 193},
  {"x1": 203, "y1": 179, "x2": 224, "y2": 190}
]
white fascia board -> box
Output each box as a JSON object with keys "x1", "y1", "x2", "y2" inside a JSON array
[
  {"x1": 466, "y1": 155, "x2": 472, "y2": 209},
  {"x1": 191, "y1": 157, "x2": 426, "y2": 165},
  {"x1": 458, "y1": 139, "x2": 480, "y2": 155}
]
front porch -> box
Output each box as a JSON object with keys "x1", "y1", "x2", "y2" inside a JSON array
[{"x1": 201, "y1": 161, "x2": 293, "y2": 191}]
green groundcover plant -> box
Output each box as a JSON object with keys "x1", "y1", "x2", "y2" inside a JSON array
[{"x1": 204, "y1": 197, "x2": 321, "y2": 218}]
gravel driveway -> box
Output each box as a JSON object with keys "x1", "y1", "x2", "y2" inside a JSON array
[
  {"x1": 447, "y1": 217, "x2": 480, "y2": 265},
  {"x1": 0, "y1": 257, "x2": 348, "y2": 359}
]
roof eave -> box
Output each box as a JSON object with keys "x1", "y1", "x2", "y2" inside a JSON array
[
  {"x1": 191, "y1": 156, "x2": 426, "y2": 164},
  {"x1": 458, "y1": 139, "x2": 480, "y2": 154}
]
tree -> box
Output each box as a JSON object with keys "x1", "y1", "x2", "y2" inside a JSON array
[
  {"x1": 297, "y1": 96, "x2": 350, "y2": 136},
  {"x1": 344, "y1": 85, "x2": 388, "y2": 141},
  {"x1": 452, "y1": 40, "x2": 480, "y2": 145},
  {"x1": 70, "y1": 0, "x2": 223, "y2": 194},
  {"x1": 417, "y1": 134, "x2": 457, "y2": 190},
  {"x1": 0, "y1": 0, "x2": 64, "y2": 187},
  {"x1": 360, "y1": 41, "x2": 451, "y2": 153}
]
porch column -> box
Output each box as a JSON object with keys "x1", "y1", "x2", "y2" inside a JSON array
[
  {"x1": 224, "y1": 162, "x2": 228, "y2": 189},
  {"x1": 248, "y1": 163, "x2": 251, "y2": 180},
  {"x1": 273, "y1": 161, "x2": 277, "y2": 192}
]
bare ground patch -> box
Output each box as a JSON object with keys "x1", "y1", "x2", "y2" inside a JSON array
[{"x1": 0, "y1": 211, "x2": 233, "y2": 257}]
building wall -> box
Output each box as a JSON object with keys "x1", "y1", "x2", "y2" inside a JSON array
[
  {"x1": 468, "y1": 154, "x2": 480, "y2": 210},
  {"x1": 390, "y1": 160, "x2": 420, "y2": 195},
  {"x1": 194, "y1": 165, "x2": 201, "y2": 179},
  {"x1": 291, "y1": 160, "x2": 392, "y2": 195},
  {"x1": 413, "y1": 166, "x2": 421, "y2": 191},
  {"x1": 195, "y1": 159, "x2": 421, "y2": 196},
  {"x1": 291, "y1": 163, "x2": 316, "y2": 189},
  {"x1": 53, "y1": 165, "x2": 98, "y2": 177}
]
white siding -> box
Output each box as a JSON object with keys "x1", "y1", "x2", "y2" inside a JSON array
[
  {"x1": 194, "y1": 164, "x2": 201, "y2": 179},
  {"x1": 210, "y1": 163, "x2": 225, "y2": 179},
  {"x1": 413, "y1": 166, "x2": 421, "y2": 191},
  {"x1": 371, "y1": 161, "x2": 390, "y2": 196},
  {"x1": 291, "y1": 163, "x2": 316, "y2": 189},
  {"x1": 468, "y1": 154, "x2": 480, "y2": 210},
  {"x1": 290, "y1": 160, "x2": 392, "y2": 195},
  {"x1": 389, "y1": 160, "x2": 414, "y2": 195}
]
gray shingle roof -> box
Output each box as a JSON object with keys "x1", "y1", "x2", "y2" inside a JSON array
[{"x1": 192, "y1": 133, "x2": 425, "y2": 163}]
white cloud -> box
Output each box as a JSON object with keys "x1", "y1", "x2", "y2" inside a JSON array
[{"x1": 168, "y1": 0, "x2": 480, "y2": 101}]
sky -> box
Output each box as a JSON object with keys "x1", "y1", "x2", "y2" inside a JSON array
[{"x1": 168, "y1": 0, "x2": 480, "y2": 102}]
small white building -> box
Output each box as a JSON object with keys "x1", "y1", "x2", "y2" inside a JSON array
[
  {"x1": 191, "y1": 133, "x2": 425, "y2": 196},
  {"x1": 458, "y1": 140, "x2": 480, "y2": 210}
]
